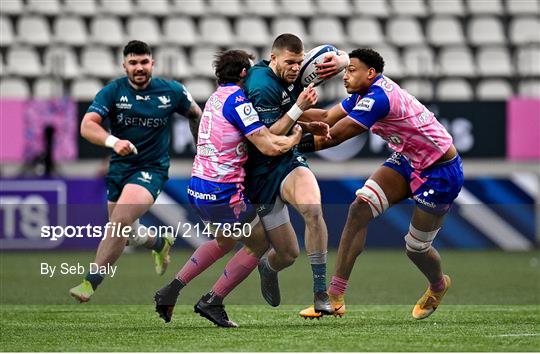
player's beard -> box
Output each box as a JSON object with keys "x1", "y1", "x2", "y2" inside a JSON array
[{"x1": 130, "y1": 71, "x2": 151, "y2": 88}]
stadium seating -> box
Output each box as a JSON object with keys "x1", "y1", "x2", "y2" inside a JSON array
[
  {"x1": 0, "y1": 16, "x2": 15, "y2": 47},
  {"x1": 436, "y1": 78, "x2": 474, "y2": 100},
  {"x1": 0, "y1": 0, "x2": 538, "y2": 99},
  {"x1": 90, "y1": 17, "x2": 124, "y2": 46},
  {"x1": 163, "y1": 17, "x2": 198, "y2": 46},
  {"x1": 477, "y1": 79, "x2": 513, "y2": 100},
  {"x1": 70, "y1": 77, "x2": 102, "y2": 100},
  {"x1": 1, "y1": 77, "x2": 31, "y2": 98},
  {"x1": 426, "y1": 17, "x2": 465, "y2": 46},
  {"x1": 54, "y1": 16, "x2": 88, "y2": 46}
]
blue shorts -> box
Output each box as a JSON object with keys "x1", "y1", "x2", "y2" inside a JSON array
[
  {"x1": 188, "y1": 176, "x2": 258, "y2": 225},
  {"x1": 383, "y1": 152, "x2": 464, "y2": 215}
]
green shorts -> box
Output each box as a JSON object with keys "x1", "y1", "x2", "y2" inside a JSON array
[
  {"x1": 106, "y1": 169, "x2": 168, "y2": 202},
  {"x1": 245, "y1": 154, "x2": 309, "y2": 217}
]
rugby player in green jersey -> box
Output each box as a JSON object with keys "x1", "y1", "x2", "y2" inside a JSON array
[
  {"x1": 69, "y1": 40, "x2": 202, "y2": 302},
  {"x1": 243, "y1": 34, "x2": 349, "y2": 316}
]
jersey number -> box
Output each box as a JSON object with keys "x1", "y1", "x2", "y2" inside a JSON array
[{"x1": 199, "y1": 112, "x2": 213, "y2": 140}]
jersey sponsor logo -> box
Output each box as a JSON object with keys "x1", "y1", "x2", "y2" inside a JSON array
[
  {"x1": 116, "y1": 113, "x2": 168, "y2": 127},
  {"x1": 137, "y1": 171, "x2": 153, "y2": 184},
  {"x1": 386, "y1": 152, "x2": 402, "y2": 165},
  {"x1": 235, "y1": 103, "x2": 259, "y2": 126},
  {"x1": 234, "y1": 95, "x2": 245, "y2": 103},
  {"x1": 157, "y1": 95, "x2": 172, "y2": 109},
  {"x1": 116, "y1": 96, "x2": 132, "y2": 109},
  {"x1": 384, "y1": 134, "x2": 402, "y2": 145},
  {"x1": 136, "y1": 95, "x2": 150, "y2": 101},
  {"x1": 209, "y1": 95, "x2": 222, "y2": 110},
  {"x1": 281, "y1": 91, "x2": 291, "y2": 105},
  {"x1": 187, "y1": 188, "x2": 217, "y2": 201},
  {"x1": 254, "y1": 106, "x2": 279, "y2": 113},
  {"x1": 236, "y1": 141, "x2": 247, "y2": 157},
  {"x1": 354, "y1": 97, "x2": 375, "y2": 112},
  {"x1": 413, "y1": 191, "x2": 437, "y2": 209},
  {"x1": 197, "y1": 144, "x2": 217, "y2": 157}
]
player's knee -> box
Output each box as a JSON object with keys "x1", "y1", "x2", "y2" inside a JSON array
[
  {"x1": 297, "y1": 204, "x2": 323, "y2": 224},
  {"x1": 355, "y1": 179, "x2": 389, "y2": 219},
  {"x1": 216, "y1": 236, "x2": 236, "y2": 253},
  {"x1": 281, "y1": 248, "x2": 300, "y2": 266},
  {"x1": 404, "y1": 224, "x2": 439, "y2": 253}
]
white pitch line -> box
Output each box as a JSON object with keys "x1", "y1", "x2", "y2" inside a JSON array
[{"x1": 490, "y1": 333, "x2": 540, "y2": 337}]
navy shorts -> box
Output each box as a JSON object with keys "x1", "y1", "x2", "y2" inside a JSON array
[
  {"x1": 188, "y1": 176, "x2": 258, "y2": 225},
  {"x1": 383, "y1": 152, "x2": 464, "y2": 215},
  {"x1": 106, "y1": 169, "x2": 168, "y2": 202}
]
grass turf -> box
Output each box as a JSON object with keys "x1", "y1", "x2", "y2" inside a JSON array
[{"x1": 1, "y1": 250, "x2": 539, "y2": 351}]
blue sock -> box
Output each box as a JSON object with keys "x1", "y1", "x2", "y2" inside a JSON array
[
  {"x1": 311, "y1": 263, "x2": 327, "y2": 293},
  {"x1": 151, "y1": 236, "x2": 165, "y2": 252},
  {"x1": 309, "y1": 252, "x2": 327, "y2": 293},
  {"x1": 85, "y1": 272, "x2": 103, "y2": 290}
]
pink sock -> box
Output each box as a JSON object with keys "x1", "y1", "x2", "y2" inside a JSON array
[
  {"x1": 328, "y1": 276, "x2": 348, "y2": 297},
  {"x1": 430, "y1": 277, "x2": 446, "y2": 292},
  {"x1": 176, "y1": 239, "x2": 227, "y2": 284},
  {"x1": 212, "y1": 247, "x2": 259, "y2": 298}
]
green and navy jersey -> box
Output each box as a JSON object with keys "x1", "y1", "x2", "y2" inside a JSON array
[
  {"x1": 243, "y1": 60, "x2": 304, "y2": 175},
  {"x1": 87, "y1": 77, "x2": 193, "y2": 173}
]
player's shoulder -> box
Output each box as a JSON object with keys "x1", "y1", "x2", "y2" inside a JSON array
[
  {"x1": 224, "y1": 86, "x2": 250, "y2": 106},
  {"x1": 151, "y1": 77, "x2": 185, "y2": 92},
  {"x1": 99, "y1": 77, "x2": 125, "y2": 94},
  {"x1": 372, "y1": 75, "x2": 398, "y2": 95},
  {"x1": 246, "y1": 61, "x2": 279, "y2": 88}
]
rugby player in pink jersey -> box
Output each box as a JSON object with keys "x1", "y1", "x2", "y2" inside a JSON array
[
  {"x1": 154, "y1": 49, "x2": 326, "y2": 327},
  {"x1": 297, "y1": 48, "x2": 464, "y2": 319}
]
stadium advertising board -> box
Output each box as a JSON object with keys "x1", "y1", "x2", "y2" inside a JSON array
[
  {"x1": 507, "y1": 98, "x2": 540, "y2": 160},
  {"x1": 0, "y1": 99, "x2": 78, "y2": 162},
  {"x1": 76, "y1": 101, "x2": 507, "y2": 159},
  {"x1": 1, "y1": 176, "x2": 535, "y2": 251}
]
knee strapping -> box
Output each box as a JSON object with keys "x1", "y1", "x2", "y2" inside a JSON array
[
  {"x1": 404, "y1": 224, "x2": 440, "y2": 253},
  {"x1": 355, "y1": 179, "x2": 389, "y2": 218}
]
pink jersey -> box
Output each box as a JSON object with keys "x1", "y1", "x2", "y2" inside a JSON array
[
  {"x1": 191, "y1": 84, "x2": 264, "y2": 183},
  {"x1": 341, "y1": 75, "x2": 453, "y2": 170}
]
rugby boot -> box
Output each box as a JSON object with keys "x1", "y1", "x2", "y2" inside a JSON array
[
  {"x1": 154, "y1": 279, "x2": 182, "y2": 323},
  {"x1": 152, "y1": 232, "x2": 175, "y2": 275},
  {"x1": 69, "y1": 280, "x2": 94, "y2": 303},
  {"x1": 257, "y1": 257, "x2": 280, "y2": 307},
  {"x1": 299, "y1": 291, "x2": 334, "y2": 319},
  {"x1": 412, "y1": 274, "x2": 451, "y2": 320},
  {"x1": 194, "y1": 292, "x2": 238, "y2": 328}
]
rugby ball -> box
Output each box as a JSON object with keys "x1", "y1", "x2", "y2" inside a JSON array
[{"x1": 299, "y1": 44, "x2": 340, "y2": 87}]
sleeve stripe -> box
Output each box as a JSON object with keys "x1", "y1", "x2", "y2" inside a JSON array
[
  {"x1": 346, "y1": 116, "x2": 369, "y2": 130},
  {"x1": 244, "y1": 125, "x2": 265, "y2": 137}
]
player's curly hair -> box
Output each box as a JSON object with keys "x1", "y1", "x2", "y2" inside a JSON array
[
  {"x1": 349, "y1": 48, "x2": 385, "y2": 73},
  {"x1": 214, "y1": 49, "x2": 255, "y2": 85},
  {"x1": 123, "y1": 40, "x2": 152, "y2": 57}
]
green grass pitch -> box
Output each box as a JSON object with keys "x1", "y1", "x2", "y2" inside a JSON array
[{"x1": 1, "y1": 249, "x2": 539, "y2": 351}]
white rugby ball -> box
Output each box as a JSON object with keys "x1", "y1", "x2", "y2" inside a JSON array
[{"x1": 299, "y1": 44, "x2": 340, "y2": 87}]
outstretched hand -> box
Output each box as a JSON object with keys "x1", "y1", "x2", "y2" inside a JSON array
[{"x1": 299, "y1": 121, "x2": 331, "y2": 140}]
